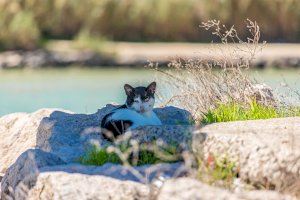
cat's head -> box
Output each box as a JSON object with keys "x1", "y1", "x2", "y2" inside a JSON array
[{"x1": 124, "y1": 82, "x2": 156, "y2": 114}]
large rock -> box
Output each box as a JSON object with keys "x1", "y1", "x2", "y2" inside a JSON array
[
  {"x1": 1, "y1": 149, "x2": 65, "y2": 199},
  {"x1": 192, "y1": 117, "x2": 300, "y2": 192},
  {"x1": 3, "y1": 149, "x2": 293, "y2": 200},
  {"x1": 39, "y1": 162, "x2": 185, "y2": 183},
  {"x1": 128, "y1": 125, "x2": 193, "y2": 146},
  {"x1": 1, "y1": 148, "x2": 183, "y2": 199},
  {"x1": 0, "y1": 105, "x2": 192, "y2": 198},
  {"x1": 153, "y1": 106, "x2": 193, "y2": 125},
  {"x1": 35, "y1": 105, "x2": 192, "y2": 163},
  {"x1": 0, "y1": 109, "x2": 56, "y2": 173},
  {"x1": 19, "y1": 175, "x2": 296, "y2": 200},
  {"x1": 1, "y1": 107, "x2": 299, "y2": 199},
  {"x1": 0, "y1": 105, "x2": 192, "y2": 173},
  {"x1": 157, "y1": 177, "x2": 295, "y2": 200},
  {"x1": 26, "y1": 172, "x2": 149, "y2": 200},
  {"x1": 35, "y1": 110, "x2": 105, "y2": 163}
]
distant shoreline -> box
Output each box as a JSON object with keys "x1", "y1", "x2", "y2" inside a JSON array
[{"x1": 0, "y1": 42, "x2": 300, "y2": 69}]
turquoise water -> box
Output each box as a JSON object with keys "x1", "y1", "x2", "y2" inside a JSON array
[{"x1": 0, "y1": 68, "x2": 299, "y2": 116}]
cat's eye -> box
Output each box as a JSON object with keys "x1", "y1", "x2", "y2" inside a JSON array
[
  {"x1": 134, "y1": 100, "x2": 139, "y2": 103},
  {"x1": 144, "y1": 97, "x2": 150, "y2": 102}
]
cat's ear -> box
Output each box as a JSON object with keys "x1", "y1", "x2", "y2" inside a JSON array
[
  {"x1": 146, "y1": 82, "x2": 156, "y2": 94},
  {"x1": 124, "y1": 84, "x2": 134, "y2": 96}
]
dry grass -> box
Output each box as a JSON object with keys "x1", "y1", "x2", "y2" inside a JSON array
[
  {"x1": 149, "y1": 20, "x2": 300, "y2": 198},
  {"x1": 150, "y1": 19, "x2": 267, "y2": 122}
]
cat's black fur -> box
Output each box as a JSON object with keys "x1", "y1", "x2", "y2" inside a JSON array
[{"x1": 100, "y1": 104, "x2": 133, "y2": 141}]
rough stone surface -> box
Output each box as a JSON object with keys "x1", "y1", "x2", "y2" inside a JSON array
[
  {"x1": 35, "y1": 109, "x2": 105, "y2": 163},
  {"x1": 35, "y1": 105, "x2": 192, "y2": 163},
  {"x1": 0, "y1": 109, "x2": 57, "y2": 173},
  {"x1": 157, "y1": 178, "x2": 296, "y2": 200},
  {"x1": 129, "y1": 125, "x2": 193, "y2": 146},
  {"x1": 1, "y1": 106, "x2": 300, "y2": 199},
  {"x1": 0, "y1": 105, "x2": 192, "y2": 198},
  {"x1": 21, "y1": 172, "x2": 149, "y2": 200},
  {"x1": 2, "y1": 149, "x2": 183, "y2": 199},
  {"x1": 0, "y1": 105, "x2": 192, "y2": 174},
  {"x1": 153, "y1": 106, "x2": 193, "y2": 125},
  {"x1": 192, "y1": 117, "x2": 300, "y2": 191},
  {"x1": 39, "y1": 162, "x2": 186, "y2": 183},
  {"x1": 1, "y1": 149, "x2": 65, "y2": 199}
]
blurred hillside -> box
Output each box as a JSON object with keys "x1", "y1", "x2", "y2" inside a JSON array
[{"x1": 0, "y1": 0, "x2": 300, "y2": 50}]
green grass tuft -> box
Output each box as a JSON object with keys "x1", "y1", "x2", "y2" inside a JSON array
[
  {"x1": 79, "y1": 144, "x2": 181, "y2": 166},
  {"x1": 210, "y1": 158, "x2": 237, "y2": 181},
  {"x1": 79, "y1": 146, "x2": 121, "y2": 166},
  {"x1": 198, "y1": 154, "x2": 238, "y2": 189},
  {"x1": 202, "y1": 100, "x2": 300, "y2": 124}
]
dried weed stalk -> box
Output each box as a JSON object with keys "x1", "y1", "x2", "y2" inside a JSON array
[
  {"x1": 102, "y1": 134, "x2": 196, "y2": 198},
  {"x1": 150, "y1": 19, "x2": 266, "y2": 122}
]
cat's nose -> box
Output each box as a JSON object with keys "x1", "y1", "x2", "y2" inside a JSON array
[{"x1": 140, "y1": 107, "x2": 145, "y2": 113}]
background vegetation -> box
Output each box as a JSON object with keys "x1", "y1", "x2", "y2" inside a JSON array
[
  {"x1": 0, "y1": 0, "x2": 300, "y2": 50},
  {"x1": 201, "y1": 100, "x2": 300, "y2": 124}
]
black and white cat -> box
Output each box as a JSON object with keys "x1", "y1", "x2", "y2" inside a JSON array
[{"x1": 101, "y1": 82, "x2": 162, "y2": 141}]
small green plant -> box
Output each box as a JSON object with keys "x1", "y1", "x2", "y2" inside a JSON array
[
  {"x1": 79, "y1": 143, "x2": 181, "y2": 166},
  {"x1": 209, "y1": 158, "x2": 237, "y2": 182},
  {"x1": 202, "y1": 100, "x2": 300, "y2": 124},
  {"x1": 198, "y1": 154, "x2": 238, "y2": 189},
  {"x1": 285, "y1": 106, "x2": 300, "y2": 117},
  {"x1": 79, "y1": 146, "x2": 121, "y2": 166}
]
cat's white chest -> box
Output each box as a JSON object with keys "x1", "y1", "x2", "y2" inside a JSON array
[
  {"x1": 108, "y1": 109, "x2": 162, "y2": 129},
  {"x1": 148, "y1": 111, "x2": 162, "y2": 123},
  {"x1": 135, "y1": 111, "x2": 162, "y2": 128}
]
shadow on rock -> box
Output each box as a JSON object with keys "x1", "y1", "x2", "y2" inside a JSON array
[
  {"x1": 1, "y1": 149, "x2": 65, "y2": 199},
  {"x1": 1, "y1": 105, "x2": 193, "y2": 199}
]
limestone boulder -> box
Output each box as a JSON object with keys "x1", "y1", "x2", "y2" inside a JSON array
[
  {"x1": 35, "y1": 105, "x2": 192, "y2": 162},
  {"x1": 1, "y1": 107, "x2": 300, "y2": 199},
  {"x1": 25, "y1": 172, "x2": 149, "y2": 200},
  {"x1": 0, "y1": 105, "x2": 192, "y2": 174},
  {"x1": 0, "y1": 105, "x2": 192, "y2": 198},
  {"x1": 1, "y1": 147, "x2": 184, "y2": 199},
  {"x1": 157, "y1": 177, "x2": 295, "y2": 200},
  {"x1": 1, "y1": 149, "x2": 65, "y2": 199},
  {"x1": 192, "y1": 117, "x2": 300, "y2": 191},
  {"x1": 0, "y1": 109, "x2": 57, "y2": 173}
]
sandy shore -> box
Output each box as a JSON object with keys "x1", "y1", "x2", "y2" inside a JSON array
[
  {"x1": 109, "y1": 42, "x2": 300, "y2": 67},
  {"x1": 1, "y1": 42, "x2": 300, "y2": 68}
]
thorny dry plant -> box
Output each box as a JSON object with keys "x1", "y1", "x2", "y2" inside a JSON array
[
  {"x1": 149, "y1": 19, "x2": 267, "y2": 122},
  {"x1": 2, "y1": 131, "x2": 196, "y2": 200},
  {"x1": 87, "y1": 131, "x2": 197, "y2": 199},
  {"x1": 109, "y1": 137, "x2": 193, "y2": 176}
]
